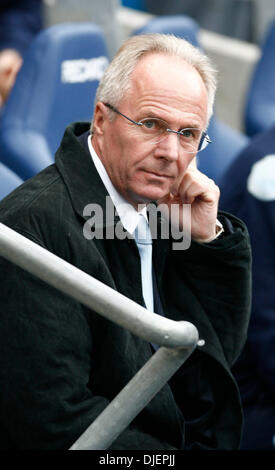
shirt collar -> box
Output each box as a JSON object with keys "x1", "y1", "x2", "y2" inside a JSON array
[{"x1": 88, "y1": 135, "x2": 147, "y2": 234}]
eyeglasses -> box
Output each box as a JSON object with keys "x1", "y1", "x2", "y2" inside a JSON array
[{"x1": 104, "y1": 103, "x2": 211, "y2": 153}]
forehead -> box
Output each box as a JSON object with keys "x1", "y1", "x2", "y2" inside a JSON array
[{"x1": 122, "y1": 53, "x2": 208, "y2": 125}]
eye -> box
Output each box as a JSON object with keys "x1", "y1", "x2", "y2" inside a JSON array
[
  {"x1": 142, "y1": 119, "x2": 157, "y2": 129},
  {"x1": 179, "y1": 129, "x2": 194, "y2": 138}
]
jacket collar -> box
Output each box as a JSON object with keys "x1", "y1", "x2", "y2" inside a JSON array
[{"x1": 55, "y1": 122, "x2": 120, "y2": 227}]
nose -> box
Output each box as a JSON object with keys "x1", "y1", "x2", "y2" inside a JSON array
[{"x1": 154, "y1": 131, "x2": 180, "y2": 162}]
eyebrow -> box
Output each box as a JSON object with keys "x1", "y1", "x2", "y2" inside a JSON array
[{"x1": 138, "y1": 111, "x2": 203, "y2": 131}]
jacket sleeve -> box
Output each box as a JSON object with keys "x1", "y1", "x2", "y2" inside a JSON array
[{"x1": 167, "y1": 211, "x2": 252, "y2": 367}]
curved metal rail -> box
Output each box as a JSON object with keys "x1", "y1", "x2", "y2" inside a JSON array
[{"x1": 0, "y1": 222, "x2": 204, "y2": 449}]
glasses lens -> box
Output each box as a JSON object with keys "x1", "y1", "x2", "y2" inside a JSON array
[
  {"x1": 197, "y1": 133, "x2": 211, "y2": 152},
  {"x1": 177, "y1": 128, "x2": 202, "y2": 153},
  {"x1": 139, "y1": 118, "x2": 167, "y2": 142},
  {"x1": 179, "y1": 130, "x2": 211, "y2": 153},
  {"x1": 137, "y1": 119, "x2": 210, "y2": 153}
]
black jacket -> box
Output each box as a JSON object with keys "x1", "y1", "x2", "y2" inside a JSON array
[{"x1": 0, "y1": 122, "x2": 252, "y2": 450}]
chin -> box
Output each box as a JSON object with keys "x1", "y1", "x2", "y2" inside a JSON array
[{"x1": 134, "y1": 187, "x2": 169, "y2": 204}]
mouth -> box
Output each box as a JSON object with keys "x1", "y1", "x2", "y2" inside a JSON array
[{"x1": 142, "y1": 170, "x2": 174, "y2": 180}]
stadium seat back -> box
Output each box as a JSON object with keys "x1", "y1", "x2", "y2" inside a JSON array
[
  {"x1": 0, "y1": 23, "x2": 109, "y2": 180},
  {"x1": 122, "y1": 0, "x2": 146, "y2": 11},
  {"x1": 0, "y1": 162, "x2": 23, "y2": 200},
  {"x1": 133, "y1": 14, "x2": 200, "y2": 47},
  {"x1": 198, "y1": 117, "x2": 249, "y2": 185}
]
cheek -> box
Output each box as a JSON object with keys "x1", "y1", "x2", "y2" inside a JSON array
[
  {"x1": 105, "y1": 131, "x2": 129, "y2": 168},
  {"x1": 126, "y1": 144, "x2": 152, "y2": 172},
  {"x1": 114, "y1": 144, "x2": 141, "y2": 185}
]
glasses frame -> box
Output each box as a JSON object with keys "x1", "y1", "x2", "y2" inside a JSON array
[{"x1": 104, "y1": 102, "x2": 212, "y2": 153}]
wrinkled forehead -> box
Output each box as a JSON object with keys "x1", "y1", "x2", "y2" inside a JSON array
[{"x1": 124, "y1": 52, "x2": 207, "y2": 107}]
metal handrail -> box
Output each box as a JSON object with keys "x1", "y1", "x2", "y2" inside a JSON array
[{"x1": 0, "y1": 222, "x2": 203, "y2": 449}]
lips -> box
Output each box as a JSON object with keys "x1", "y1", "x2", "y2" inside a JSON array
[{"x1": 143, "y1": 169, "x2": 174, "y2": 179}]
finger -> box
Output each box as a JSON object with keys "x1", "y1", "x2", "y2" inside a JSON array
[
  {"x1": 177, "y1": 170, "x2": 218, "y2": 204},
  {"x1": 170, "y1": 155, "x2": 197, "y2": 195}
]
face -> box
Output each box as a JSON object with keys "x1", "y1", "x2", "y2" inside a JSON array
[{"x1": 92, "y1": 53, "x2": 208, "y2": 208}]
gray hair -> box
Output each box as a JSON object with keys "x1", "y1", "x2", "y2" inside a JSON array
[{"x1": 91, "y1": 33, "x2": 217, "y2": 132}]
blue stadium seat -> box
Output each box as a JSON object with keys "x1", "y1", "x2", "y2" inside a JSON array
[
  {"x1": 0, "y1": 162, "x2": 23, "y2": 200},
  {"x1": 197, "y1": 116, "x2": 249, "y2": 185},
  {"x1": 133, "y1": 15, "x2": 248, "y2": 183},
  {"x1": 122, "y1": 0, "x2": 146, "y2": 11},
  {"x1": 133, "y1": 15, "x2": 199, "y2": 47},
  {"x1": 245, "y1": 18, "x2": 275, "y2": 137},
  {"x1": 0, "y1": 23, "x2": 109, "y2": 180}
]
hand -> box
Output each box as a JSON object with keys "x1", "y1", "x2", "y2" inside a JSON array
[
  {"x1": 157, "y1": 160, "x2": 220, "y2": 242},
  {"x1": 0, "y1": 49, "x2": 22, "y2": 106}
]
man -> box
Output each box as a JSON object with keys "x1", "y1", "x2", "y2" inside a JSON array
[{"x1": 0, "y1": 34, "x2": 251, "y2": 450}]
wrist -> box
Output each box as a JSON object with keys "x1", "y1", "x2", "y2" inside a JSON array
[{"x1": 193, "y1": 219, "x2": 224, "y2": 244}]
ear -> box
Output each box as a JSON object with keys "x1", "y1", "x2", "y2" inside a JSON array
[{"x1": 93, "y1": 102, "x2": 108, "y2": 136}]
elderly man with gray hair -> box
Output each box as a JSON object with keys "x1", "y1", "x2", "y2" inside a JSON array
[{"x1": 0, "y1": 34, "x2": 251, "y2": 450}]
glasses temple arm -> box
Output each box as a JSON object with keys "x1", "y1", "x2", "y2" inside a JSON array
[{"x1": 104, "y1": 103, "x2": 142, "y2": 126}]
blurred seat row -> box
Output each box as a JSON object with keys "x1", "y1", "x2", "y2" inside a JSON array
[{"x1": 0, "y1": 14, "x2": 275, "y2": 199}]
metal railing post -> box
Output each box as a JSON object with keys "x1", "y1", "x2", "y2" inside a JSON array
[{"x1": 69, "y1": 345, "x2": 194, "y2": 450}]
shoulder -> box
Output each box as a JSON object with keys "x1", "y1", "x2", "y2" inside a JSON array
[
  {"x1": 0, "y1": 164, "x2": 74, "y2": 252},
  {"x1": 0, "y1": 164, "x2": 63, "y2": 221}
]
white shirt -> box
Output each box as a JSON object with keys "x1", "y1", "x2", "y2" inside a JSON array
[{"x1": 88, "y1": 136, "x2": 154, "y2": 312}]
